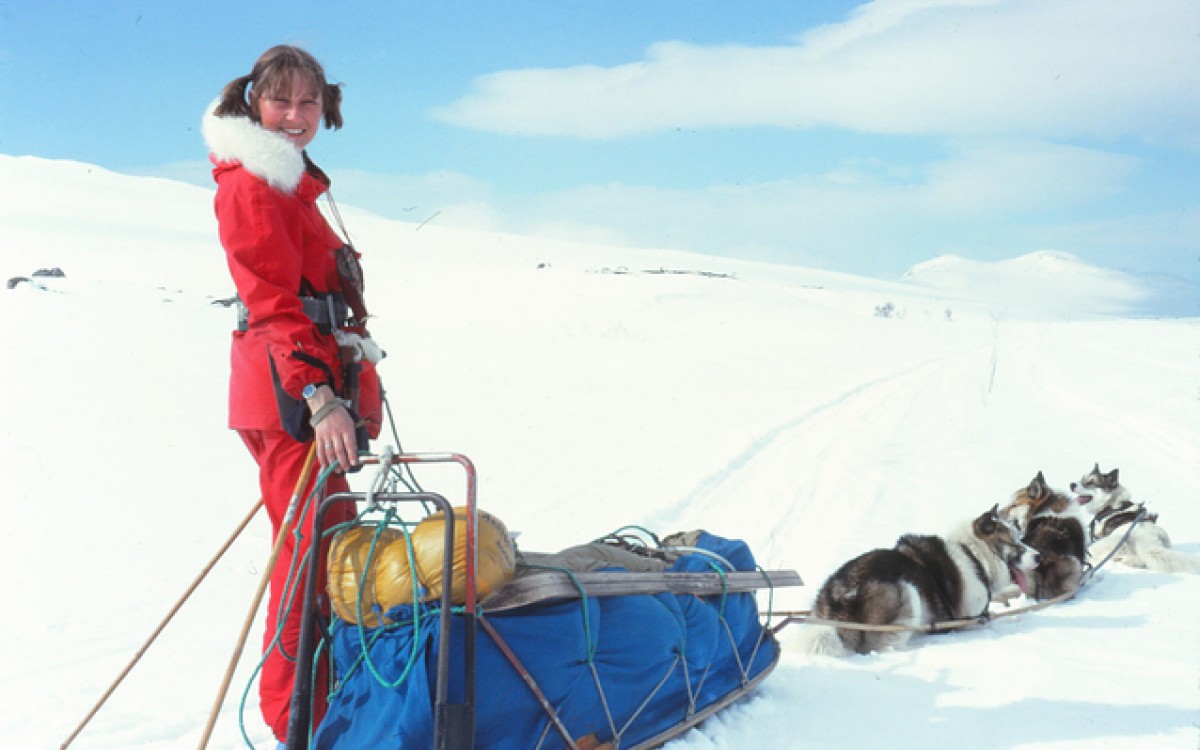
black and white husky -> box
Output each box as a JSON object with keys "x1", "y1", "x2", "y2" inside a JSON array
[
  {"x1": 1072, "y1": 464, "x2": 1200, "y2": 575},
  {"x1": 800, "y1": 506, "x2": 1038, "y2": 655}
]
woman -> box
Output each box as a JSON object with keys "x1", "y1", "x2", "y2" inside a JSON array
[{"x1": 202, "y1": 45, "x2": 381, "y2": 743}]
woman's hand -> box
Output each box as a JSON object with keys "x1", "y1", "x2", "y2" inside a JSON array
[{"x1": 306, "y1": 385, "x2": 359, "y2": 471}]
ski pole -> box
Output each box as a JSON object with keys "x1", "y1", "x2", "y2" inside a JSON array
[
  {"x1": 60, "y1": 496, "x2": 266, "y2": 750},
  {"x1": 197, "y1": 443, "x2": 318, "y2": 749}
]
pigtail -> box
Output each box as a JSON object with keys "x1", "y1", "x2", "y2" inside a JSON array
[
  {"x1": 214, "y1": 74, "x2": 255, "y2": 119},
  {"x1": 323, "y1": 82, "x2": 344, "y2": 130},
  {"x1": 213, "y1": 46, "x2": 346, "y2": 129}
]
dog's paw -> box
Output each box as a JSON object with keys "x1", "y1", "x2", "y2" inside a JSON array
[{"x1": 991, "y1": 584, "x2": 1023, "y2": 607}]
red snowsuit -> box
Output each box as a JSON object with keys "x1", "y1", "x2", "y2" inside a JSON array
[{"x1": 205, "y1": 106, "x2": 373, "y2": 741}]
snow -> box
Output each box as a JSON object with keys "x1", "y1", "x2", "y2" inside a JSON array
[{"x1": 1, "y1": 152, "x2": 1197, "y2": 749}]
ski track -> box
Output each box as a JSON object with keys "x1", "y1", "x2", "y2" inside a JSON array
[
  {"x1": 989, "y1": 319, "x2": 1200, "y2": 495},
  {"x1": 645, "y1": 342, "x2": 1000, "y2": 576},
  {"x1": 680, "y1": 346, "x2": 996, "y2": 511}
]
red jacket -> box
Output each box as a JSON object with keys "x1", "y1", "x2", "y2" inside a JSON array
[{"x1": 205, "y1": 107, "x2": 355, "y2": 431}]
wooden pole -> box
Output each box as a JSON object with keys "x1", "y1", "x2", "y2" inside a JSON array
[{"x1": 60, "y1": 497, "x2": 266, "y2": 749}]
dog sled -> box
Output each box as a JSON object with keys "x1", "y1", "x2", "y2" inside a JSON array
[{"x1": 285, "y1": 452, "x2": 803, "y2": 750}]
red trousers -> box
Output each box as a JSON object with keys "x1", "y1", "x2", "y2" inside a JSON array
[{"x1": 239, "y1": 429, "x2": 357, "y2": 742}]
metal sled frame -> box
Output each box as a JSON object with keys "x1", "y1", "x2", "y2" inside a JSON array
[{"x1": 286, "y1": 452, "x2": 481, "y2": 750}]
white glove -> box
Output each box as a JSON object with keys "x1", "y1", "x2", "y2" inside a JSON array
[{"x1": 334, "y1": 330, "x2": 386, "y2": 364}]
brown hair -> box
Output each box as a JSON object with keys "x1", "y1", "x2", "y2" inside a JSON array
[{"x1": 214, "y1": 45, "x2": 343, "y2": 129}]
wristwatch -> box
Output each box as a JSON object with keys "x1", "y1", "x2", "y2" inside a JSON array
[{"x1": 302, "y1": 383, "x2": 321, "y2": 400}]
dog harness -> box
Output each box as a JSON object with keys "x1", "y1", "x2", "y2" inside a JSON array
[
  {"x1": 958, "y1": 544, "x2": 993, "y2": 620},
  {"x1": 1090, "y1": 501, "x2": 1157, "y2": 540}
]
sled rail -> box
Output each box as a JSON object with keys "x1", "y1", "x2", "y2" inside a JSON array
[
  {"x1": 622, "y1": 653, "x2": 779, "y2": 750},
  {"x1": 482, "y1": 569, "x2": 802, "y2": 613}
]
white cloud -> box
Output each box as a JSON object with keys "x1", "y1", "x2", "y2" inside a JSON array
[
  {"x1": 501, "y1": 138, "x2": 1136, "y2": 228},
  {"x1": 919, "y1": 139, "x2": 1140, "y2": 216},
  {"x1": 347, "y1": 138, "x2": 1163, "y2": 277},
  {"x1": 431, "y1": 0, "x2": 1199, "y2": 143}
]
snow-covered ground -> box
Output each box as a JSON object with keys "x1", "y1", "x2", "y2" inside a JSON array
[{"x1": 1, "y1": 153, "x2": 1197, "y2": 749}]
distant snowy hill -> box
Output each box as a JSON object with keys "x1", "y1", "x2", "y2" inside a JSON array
[
  {"x1": 4, "y1": 153, "x2": 1194, "y2": 319},
  {"x1": 900, "y1": 251, "x2": 1197, "y2": 318}
]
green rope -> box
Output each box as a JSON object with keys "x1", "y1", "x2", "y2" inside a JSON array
[
  {"x1": 515, "y1": 562, "x2": 599, "y2": 663},
  {"x1": 323, "y1": 502, "x2": 476, "y2": 693},
  {"x1": 349, "y1": 511, "x2": 428, "y2": 690},
  {"x1": 235, "y1": 462, "x2": 445, "y2": 745},
  {"x1": 745, "y1": 563, "x2": 777, "y2": 679},
  {"x1": 588, "y1": 527, "x2": 778, "y2": 736},
  {"x1": 595, "y1": 525, "x2": 662, "y2": 548},
  {"x1": 756, "y1": 564, "x2": 777, "y2": 624},
  {"x1": 235, "y1": 461, "x2": 337, "y2": 748}
]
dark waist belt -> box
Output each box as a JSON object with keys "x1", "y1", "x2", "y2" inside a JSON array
[{"x1": 236, "y1": 293, "x2": 349, "y2": 334}]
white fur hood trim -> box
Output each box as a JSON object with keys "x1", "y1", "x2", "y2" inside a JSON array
[{"x1": 201, "y1": 100, "x2": 305, "y2": 193}]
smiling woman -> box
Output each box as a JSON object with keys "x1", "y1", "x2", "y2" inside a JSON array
[{"x1": 202, "y1": 44, "x2": 384, "y2": 747}]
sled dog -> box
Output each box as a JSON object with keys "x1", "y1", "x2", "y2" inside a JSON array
[
  {"x1": 801, "y1": 506, "x2": 1038, "y2": 656},
  {"x1": 1072, "y1": 464, "x2": 1200, "y2": 575},
  {"x1": 1001, "y1": 472, "x2": 1090, "y2": 600}
]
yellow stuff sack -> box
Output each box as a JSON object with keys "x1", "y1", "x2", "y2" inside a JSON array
[
  {"x1": 327, "y1": 525, "x2": 419, "y2": 627},
  {"x1": 410, "y1": 508, "x2": 517, "y2": 604}
]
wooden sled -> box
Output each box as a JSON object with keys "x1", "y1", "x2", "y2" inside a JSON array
[{"x1": 286, "y1": 453, "x2": 804, "y2": 750}]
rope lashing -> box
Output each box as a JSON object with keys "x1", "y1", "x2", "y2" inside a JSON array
[{"x1": 503, "y1": 530, "x2": 773, "y2": 749}]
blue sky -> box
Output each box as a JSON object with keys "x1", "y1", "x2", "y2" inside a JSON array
[{"x1": 2, "y1": 0, "x2": 1198, "y2": 283}]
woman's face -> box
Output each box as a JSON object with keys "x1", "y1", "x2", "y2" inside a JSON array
[{"x1": 254, "y1": 76, "x2": 322, "y2": 150}]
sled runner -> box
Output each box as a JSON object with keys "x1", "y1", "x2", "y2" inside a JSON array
[{"x1": 284, "y1": 452, "x2": 802, "y2": 750}]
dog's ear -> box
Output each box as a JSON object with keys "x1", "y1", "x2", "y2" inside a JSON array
[
  {"x1": 1029, "y1": 472, "x2": 1048, "y2": 500},
  {"x1": 1093, "y1": 462, "x2": 1101, "y2": 473},
  {"x1": 1107, "y1": 468, "x2": 1120, "y2": 486},
  {"x1": 977, "y1": 506, "x2": 999, "y2": 534}
]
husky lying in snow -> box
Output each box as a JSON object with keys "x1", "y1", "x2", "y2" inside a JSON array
[
  {"x1": 801, "y1": 506, "x2": 1038, "y2": 656},
  {"x1": 1072, "y1": 464, "x2": 1200, "y2": 575},
  {"x1": 1000, "y1": 472, "x2": 1092, "y2": 600}
]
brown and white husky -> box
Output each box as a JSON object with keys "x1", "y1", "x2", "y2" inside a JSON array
[{"x1": 1001, "y1": 472, "x2": 1091, "y2": 600}]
